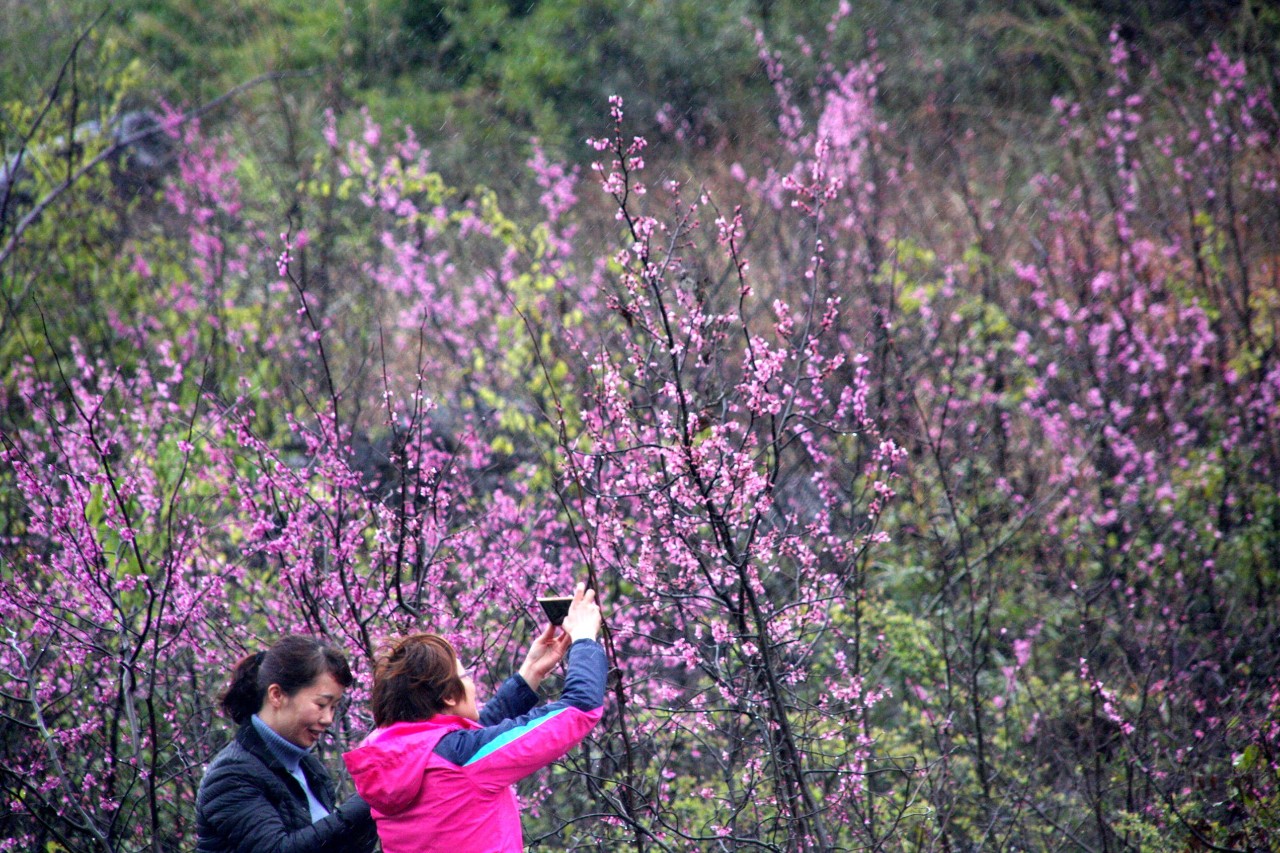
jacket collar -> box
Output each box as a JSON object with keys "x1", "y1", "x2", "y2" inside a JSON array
[
  {"x1": 358, "y1": 715, "x2": 478, "y2": 746},
  {"x1": 236, "y1": 719, "x2": 281, "y2": 769},
  {"x1": 236, "y1": 722, "x2": 333, "y2": 808}
]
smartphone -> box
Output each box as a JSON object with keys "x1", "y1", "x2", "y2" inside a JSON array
[{"x1": 537, "y1": 595, "x2": 574, "y2": 626}]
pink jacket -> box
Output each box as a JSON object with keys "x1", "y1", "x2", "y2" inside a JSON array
[{"x1": 344, "y1": 640, "x2": 606, "y2": 853}]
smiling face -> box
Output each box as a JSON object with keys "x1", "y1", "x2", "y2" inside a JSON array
[{"x1": 259, "y1": 671, "x2": 345, "y2": 749}]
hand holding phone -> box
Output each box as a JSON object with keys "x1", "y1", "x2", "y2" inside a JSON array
[{"x1": 560, "y1": 582, "x2": 602, "y2": 642}]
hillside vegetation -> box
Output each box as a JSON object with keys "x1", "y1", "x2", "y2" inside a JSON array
[{"x1": 2, "y1": 2, "x2": 1279, "y2": 850}]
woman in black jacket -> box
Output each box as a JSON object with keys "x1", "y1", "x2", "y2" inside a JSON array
[{"x1": 196, "y1": 635, "x2": 377, "y2": 853}]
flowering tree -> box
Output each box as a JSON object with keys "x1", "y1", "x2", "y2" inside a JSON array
[{"x1": 1, "y1": 12, "x2": 1278, "y2": 853}]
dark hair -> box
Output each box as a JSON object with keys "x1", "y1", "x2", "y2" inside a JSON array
[
  {"x1": 370, "y1": 633, "x2": 465, "y2": 727},
  {"x1": 219, "y1": 635, "x2": 354, "y2": 725}
]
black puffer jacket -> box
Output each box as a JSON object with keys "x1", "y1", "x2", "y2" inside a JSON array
[{"x1": 196, "y1": 723, "x2": 377, "y2": 853}]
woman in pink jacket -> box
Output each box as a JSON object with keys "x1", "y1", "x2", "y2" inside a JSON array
[{"x1": 344, "y1": 584, "x2": 605, "y2": 853}]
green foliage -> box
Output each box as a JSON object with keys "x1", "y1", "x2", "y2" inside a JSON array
[
  {"x1": 9, "y1": 0, "x2": 1275, "y2": 195},
  {"x1": 1, "y1": 43, "x2": 149, "y2": 366},
  {"x1": 4, "y1": 2, "x2": 1280, "y2": 850}
]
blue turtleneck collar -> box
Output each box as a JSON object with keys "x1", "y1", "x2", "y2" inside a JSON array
[{"x1": 250, "y1": 714, "x2": 309, "y2": 772}]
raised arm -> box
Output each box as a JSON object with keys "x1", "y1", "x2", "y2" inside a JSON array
[
  {"x1": 443, "y1": 639, "x2": 607, "y2": 790},
  {"x1": 478, "y1": 583, "x2": 604, "y2": 726},
  {"x1": 437, "y1": 583, "x2": 606, "y2": 789}
]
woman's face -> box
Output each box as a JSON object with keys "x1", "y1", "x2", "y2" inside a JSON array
[
  {"x1": 261, "y1": 672, "x2": 345, "y2": 749},
  {"x1": 444, "y1": 660, "x2": 479, "y2": 722}
]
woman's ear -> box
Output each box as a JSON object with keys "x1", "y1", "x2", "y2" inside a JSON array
[{"x1": 265, "y1": 683, "x2": 285, "y2": 708}]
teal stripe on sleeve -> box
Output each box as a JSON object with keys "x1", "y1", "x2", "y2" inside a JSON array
[{"x1": 464, "y1": 707, "x2": 570, "y2": 767}]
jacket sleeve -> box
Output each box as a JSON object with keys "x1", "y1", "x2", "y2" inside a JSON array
[
  {"x1": 198, "y1": 762, "x2": 375, "y2": 853},
  {"x1": 438, "y1": 639, "x2": 607, "y2": 791},
  {"x1": 478, "y1": 672, "x2": 540, "y2": 726}
]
